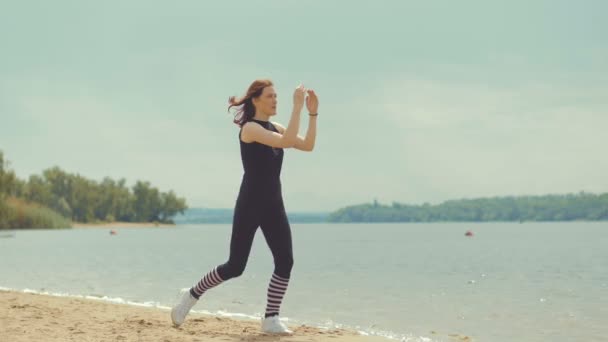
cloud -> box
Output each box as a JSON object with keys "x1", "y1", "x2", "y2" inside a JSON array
[
  {"x1": 371, "y1": 76, "x2": 608, "y2": 203},
  {"x1": 2, "y1": 77, "x2": 235, "y2": 194}
]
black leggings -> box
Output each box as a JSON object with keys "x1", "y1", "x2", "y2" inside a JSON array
[{"x1": 216, "y1": 191, "x2": 294, "y2": 280}]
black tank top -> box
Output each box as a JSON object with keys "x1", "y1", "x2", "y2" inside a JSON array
[{"x1": 238, "y1": 119, "x2": 284, "y2": 194}]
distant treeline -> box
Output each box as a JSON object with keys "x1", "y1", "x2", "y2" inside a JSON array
[
  {"x1": 174, "y1": 208, "x2": 329, "y2": 224},
  {"x1": 328, "y1": 193, "x2": 608, "y2": 223},
  {"x1": 1, "y1": 151, "x2": 187, "y2": 229}
]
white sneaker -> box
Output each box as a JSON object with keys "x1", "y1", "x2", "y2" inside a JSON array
[
  {"x1": 171, "y1": 290, "x2": 198, "y2": 327},
  {"x1": 261, "y1": 315, "x2": 293, "y2": 334}
]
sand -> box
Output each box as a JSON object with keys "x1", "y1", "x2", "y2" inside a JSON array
[{"x1": 0, "y1": 290, "x2": 389, "y2": 342}]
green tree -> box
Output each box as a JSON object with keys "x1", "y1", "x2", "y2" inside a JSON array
[
  {"x1": 0, "y1": 151, "x2": 19, "y2": 196},
  {"x1": 159, "y1": 190, "x2": 188, "y2": 223},
  {"x1": 132, "y1": 181, "x2": 161, "y2": 222}
]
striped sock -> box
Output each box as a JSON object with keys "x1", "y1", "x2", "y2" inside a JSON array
[
  {"x1": 265, "y1": 273, "x2": 290, "y2": 318},
  {"x1": 190, "y1": 267, "x2": 224, "y2": 299}
]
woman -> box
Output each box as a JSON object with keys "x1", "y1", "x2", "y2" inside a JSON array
[{"x1": 171, "y1": 79, "x2": 319, "y2": 334}]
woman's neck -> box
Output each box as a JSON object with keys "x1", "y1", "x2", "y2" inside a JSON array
[{"x1": 252, "y1": 113, "x2": 270, "y2": 122}]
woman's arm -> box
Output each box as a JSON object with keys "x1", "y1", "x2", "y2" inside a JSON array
[
  {"x1": 241, "y1": 108, "x2": 301, "y2": 148},
  {"x1": 271, "y1": 88, "x2": 318, "y2": 151},
  {"x1": 271, "y1": 118, "x2": 316, "y2": 152},
  {"x1": 241, "y1": 85, "x2": 306, "y2": 148}
]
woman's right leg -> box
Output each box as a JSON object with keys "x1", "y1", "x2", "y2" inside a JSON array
[{"x1": 189, "y1": 199, "x2": 260, "y2": 299}]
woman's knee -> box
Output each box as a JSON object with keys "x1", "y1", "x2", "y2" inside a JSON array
[
  {"x1": 276, "y1": 255, "x2": 294, "y2": 276},
  {"x1": 285, "y1": 255, "x2": 294, "y2": 270},
  {"x1": 218, "y1": 260, "x2": 247, "y2": 280}
]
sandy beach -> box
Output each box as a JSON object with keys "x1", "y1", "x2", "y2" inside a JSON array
[{"x1": 0, "y1": 290, "x2": 390, "y2": 342}]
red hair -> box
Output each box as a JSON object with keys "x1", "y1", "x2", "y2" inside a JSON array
[{"x1": 228, "y1": 79, "x2": 274, "y2": 127}]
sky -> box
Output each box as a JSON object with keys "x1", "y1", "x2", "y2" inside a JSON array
[{"x1": 1, "y1": 1, "x2": 607, "y2": 211}]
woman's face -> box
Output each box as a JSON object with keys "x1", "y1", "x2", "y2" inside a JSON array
[{"x1": 253, "y1": 86, "x2": 278, "y2": 116}]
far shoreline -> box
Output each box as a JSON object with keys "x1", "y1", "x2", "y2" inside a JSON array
[{"x1": 71, "y1": 221, "x2": 176, "y2": 229}]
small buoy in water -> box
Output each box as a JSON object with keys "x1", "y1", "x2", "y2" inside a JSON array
[
  {"x1": 110, "y1": 230, "x2": 117, "y2": 235},
  {"x1": 465, "y1": 230, "x2": 473, "y2": 237}
]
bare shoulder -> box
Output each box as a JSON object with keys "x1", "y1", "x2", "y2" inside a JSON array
[
  {"x1": 242, "y1": 121, "x2": 262, "y2": 132},
  {"x1": 241, "y1": 121, "x2": 259, "y2": 143},
  {"x1": 270, "y1": 121, "x2": 286, "y2": 134}
]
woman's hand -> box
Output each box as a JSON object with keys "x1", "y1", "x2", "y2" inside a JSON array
[
  {"x1": 293, "y1": 84, "x2": 306, "y2": 112},
  {"x1": 306, "y1": 89, "x2": 318, "y2": 114}
]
